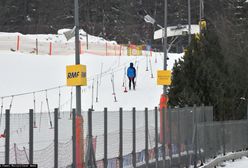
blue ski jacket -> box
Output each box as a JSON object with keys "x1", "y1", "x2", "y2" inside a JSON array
[{"x1": 127, "y1": 63, "x2": 136, "y2": 78}]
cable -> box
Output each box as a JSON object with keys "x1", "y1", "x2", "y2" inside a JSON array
[
  {"x1": 69, "y1": 87, "x2": 73, "y2": 120},
  {"x1": 122, "y1": 67, "x2": 126, "y2": 87},
  {"x1": 45, "y1": 90, "x2": 53, "y2": 129},
  {"x1": 9, "y1": 96, "x2": 14, "y2": 111},
  {"x1": 0, "y1": 85, "x2": 66, "y2": 99},
  {"x1": 39, "y1": 101, "x2": 43, "y2": 132},
  {"x1": 91, "y1": 78, "x2": 94, "y2": 110},
  {"x1": 110, "y1": 71, "x2": 117, "y2": 102},
  {"x1": 96, "y1": 76, "x2": 99, "y2": 103},
  {"x1": 149, "y1": 56, "x2": 154, "y2": 78},
  {"x1": 58, "y1": 86, "x2": 61, "y2": 119},
  {"x1": 99, "y1": 63, "x2": 103, "y2": 86},
  {"x1": 0, "y1": 98, "x2": 3, "y2": 128},
  {"x1": 33, "y1": 92, "x2": 37, "y2": 128}
]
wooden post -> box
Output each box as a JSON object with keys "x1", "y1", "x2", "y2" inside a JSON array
[
  {"x1": 105, "y1": 42, "x2": 108, "y2": 56},
  {"x1": 16, "y1": 35, "x2": 20, "y2": 51},
  {"x1": 119, "y1": 45, "x2": 122, "y2": 56},
  {"x1": 49, "y1": 42, "x2": 52, "y2": 56},
  {"x1": 36, "y1": 38, "x2": 38, "y2": 55}
]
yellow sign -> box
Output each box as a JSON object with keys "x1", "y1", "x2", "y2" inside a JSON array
[
  {"x1": 66, "y1": 64, "x2": 87, "y2": 86},
  {"x1": 127, "y1": 45, "x2": 143, "y2": 56},
  {"x1": 157, "y1": 70, "x2": 172, "y2": 85},
  {"x1": 199, "y1": 20, "x2": 207, "y2": 30}
]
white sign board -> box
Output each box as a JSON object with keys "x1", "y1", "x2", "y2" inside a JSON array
[{"x1": 154, "y1": 25, "x2": 200, "y2": 40}]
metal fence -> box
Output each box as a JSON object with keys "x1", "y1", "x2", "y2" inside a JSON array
[
  {"x1": 0, "y1": 105, "x2": 247, "y2": 167},
  {"x1": 197, "y1": 120, "x2": 248, "y2": 162}
]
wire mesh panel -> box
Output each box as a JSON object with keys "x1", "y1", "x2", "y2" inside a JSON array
[
  {"x1": 198, "y1": 122, "x2": 221, "y2": 160},
  {"x1": 197, "y1": 119, "x2": 248, "y2": 164},
  {"x1": 122, "y1": 110, "x2": 134, "y2": 167},
  {"x1": 58, "y1": 140, "x2": 72, "y2": 168},
  {"x1": 135, "y1": 110, "x2": 146, "y2": 165},
  {"x1": 33, "y1": 143, "x2": 54, "y2": 168},
  {"x1": 224, "y1": 120, "x2": 248, "y2": 153},
  {"x1": 180, "y1": 107, "x2": 194, "y2": 151},
  {"x1": 3, "y1": 105, "x2": 248, "y2": 168},
  {"x1": 90, "y1": 110, "x2": 104, "y2": 160},
  {"x1": 147, "y1": 109, "x2": 156, "y2": 160}
]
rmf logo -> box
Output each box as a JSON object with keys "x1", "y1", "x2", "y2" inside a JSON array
[{"x1": 67, "y1": 72, "x2": 86, "y2": 79}]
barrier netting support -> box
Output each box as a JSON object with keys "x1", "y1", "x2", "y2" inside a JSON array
[
  {"x1": 159, "y1": 94, "x2": 168, "y2": 143},
  {"x1": 45, "y1": 90, "x2": 53, "y2": 129}
]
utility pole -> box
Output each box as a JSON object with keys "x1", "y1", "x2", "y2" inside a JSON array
[
  {"x1": 188, "y1": 0, "x2": 191, "y2": 44},
  {"x1": 74, "y1": 0, "x2": 81, "y2": 117},
  {"x1": 199, "y1": 0, "x2": 204, "y2": 32},
  {"x1": 74, "y1": 0, "x2": 82, "y2": 168},
  {"x1": 163, "y1": 0, "x2": 168, "y2": 95}
]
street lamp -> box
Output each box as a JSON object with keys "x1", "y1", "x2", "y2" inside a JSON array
[
  {"x1": 144, "y1": 1, "x2": 169, "y2": 167},
  {"x1": 144, "y1": 15, "x2": 163, "y2": 29},
  {"x1": 144, "y1": 13, "x2": 168, "y2": 88},
  {"x1": 73, "y1": 0, "x2": 83, "y2": 168}
]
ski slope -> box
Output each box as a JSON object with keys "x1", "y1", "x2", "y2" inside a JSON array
[
  {"x1": 0, "y1": 32, "x2": 183, "y2": 156},
  {"x1": 0, "y1": 32, "x2": 183, "y2": 113}
]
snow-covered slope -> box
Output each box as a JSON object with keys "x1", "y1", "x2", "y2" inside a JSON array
[
  {"x1": 0, "y1": 33, "x2": 183, "y2": 113},
  {"x1": 0, "y1": 32, "x2": 183, "y2": 161},
  {"x1": 217, "y1": 157, "x2": 248, "y2": 168}
]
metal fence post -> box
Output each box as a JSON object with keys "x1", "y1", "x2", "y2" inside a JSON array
[
  {"x1": 104, "y1": 108, "x2": 108, "y2": 168},
  {"x1": 162, "y1": 107, "x2": 166, "y2": 168},
  {"x1": 14, "y1": 143, "x2": 17, "y2": 164},
  {"x1": 145, "y1": 108, "x2": 149, "y2": 167},
  {"x1": 85, "y1": 108, "x2": 97, "y2": 168},
  {"x1": 119, "y1": 108, "x2": 123, "y2": 168},
  {"x1": 54, "y1": 108, "x2": 58, "y2": 168},
  {"x1": 155, "y1": 107, "x2": 158, "y2": 168},
  {"x1": 72, "y1": 108, "x2": 76, "y2": 168},
  {"x1": 222, "y1": 119, "x2": 226, "y2": 156},
  {"x1": 222, "y1": 105, "x2": 226, "y2": 156},
  {"x1": 168, "y1": 107, "x2": 172, "y2": 168},
  {"x1": 177, "y1": 108, "x2": 181, "y2": 168},
  {"x1": 185, "y1": 105, "x2": 189, "y2": 168},
  {"x1": 5, "y1": 109, "x2": 10, "y2": 164},
  {"x1": 202, "y1": 104, "x2": 206, "y2": 162},
  {"x1": 132, "y1": 107, "x2": 136, "y2": 168},
  {"x1": 247, "y1": 102, "x2": 248, "y2": 149},
  {"x1": 246, "y1": 101, "x2": 248, "y2": 120},
  {"x1": 29, "y1": 109, "x2": 33, "y2": 164},
  {"x1": 193, "y1": 105, "x2": 197, "y2": 168}
]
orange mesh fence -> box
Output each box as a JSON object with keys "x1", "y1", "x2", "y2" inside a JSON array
[{"x1": 0, "y1": 34, "x2": 139, "y2": 56}]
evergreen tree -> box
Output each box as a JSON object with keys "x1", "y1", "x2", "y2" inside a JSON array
[{"x1": 169, "y1": 23, "x2": 230, "y2": 120}]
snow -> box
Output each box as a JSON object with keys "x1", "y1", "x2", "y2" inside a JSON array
[
  {"x1": 0, "y1": 32, "x2": 247, "y2": 168},
  {"x1": 0, "y1": 32, "x2": 183, "y2": 113},
  {"x1": 0, "y1": 32, "x2": 183, "y2": 162},
  {"x1": 217, "y1": 157, "x2": 248, "y2": 168}
]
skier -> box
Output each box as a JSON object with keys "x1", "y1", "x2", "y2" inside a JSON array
[{"x1": 127, "y1": 62, "x2": 136, "y2": 90}]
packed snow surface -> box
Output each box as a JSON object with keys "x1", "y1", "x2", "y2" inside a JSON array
[
  {"x1": 217, "y1": 157, "x2": 248, "y2": 168},
  {"x1": 0, "y1": 32, "x2": 183, "y2": 113}
]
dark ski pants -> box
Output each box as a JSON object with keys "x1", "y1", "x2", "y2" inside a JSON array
[{"x1": 128, "y1": 77, "x2": 135, "y2": 90}]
